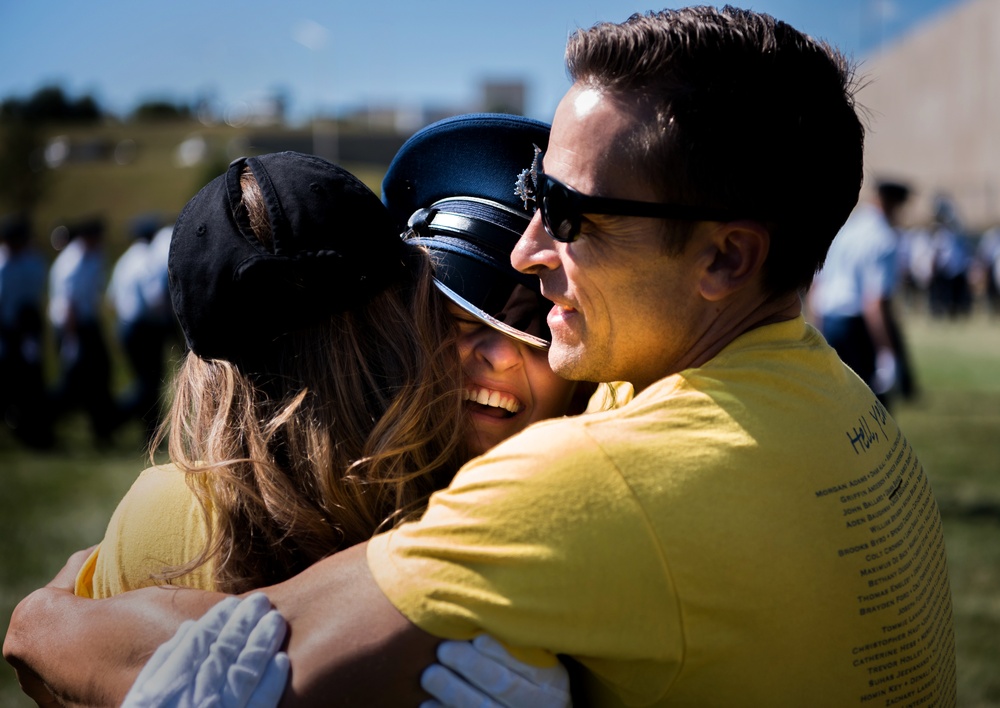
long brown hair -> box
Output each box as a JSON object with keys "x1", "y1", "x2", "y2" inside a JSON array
[{"x1": 155, "y1": 167, "x2": 468, "y2": 593}]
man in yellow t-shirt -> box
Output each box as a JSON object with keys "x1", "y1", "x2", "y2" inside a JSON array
[
  {"x1": 368, "y1": 316, "x2": 955, "y2": 705},
  {"x1": 5, "y1": 7, "x2": 956, "y2": 707}
]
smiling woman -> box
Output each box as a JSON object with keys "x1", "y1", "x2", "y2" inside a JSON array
[
  {"x1": 383, "y1": 113, "x2": 596, "y2": 456},
  {"x1": 451, "y1": 301, "x2": 578, "y2": 455}
]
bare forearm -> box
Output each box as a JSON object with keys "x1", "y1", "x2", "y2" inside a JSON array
[
  {"x1": 4, "y1": 585, "x2": 228, "y2": 707},
  {"x1": 5, "y1": 541, "x2": 438, "y2": 708},
  {"x1": 264, "y1": 542, "x2": 439, "y2": 707}
]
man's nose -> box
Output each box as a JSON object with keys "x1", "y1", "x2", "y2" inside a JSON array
[{"x1": 512, "y1": 211, "x2": 560, "y2": 276}]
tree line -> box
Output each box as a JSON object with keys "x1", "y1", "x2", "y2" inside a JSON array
[{"x1": 1, "y1": 85, "x2": 192, "y2": 124}]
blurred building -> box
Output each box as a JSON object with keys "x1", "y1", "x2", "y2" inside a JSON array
[
  {"x1": 340, "y1": 78, "x2": 528, "y2": 136},
  {"x1": 858, "y1": 0, "x2": 1000, "y2": 229},
  {"x1": 481, "y1": 80, "x2": 526, "y2": 116}
]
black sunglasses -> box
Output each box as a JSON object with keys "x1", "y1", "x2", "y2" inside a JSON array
[{"x1": 536, "y1": 171, "x2": 739, "y2": 243}]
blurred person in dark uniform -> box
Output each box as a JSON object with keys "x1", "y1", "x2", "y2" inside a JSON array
[
  {"x1": 107, "y1": 214, "x2": 167, "y2": 445},
  {"x1": 810, "y1": 180, "x2": 917, "y2": 407},
  {"x1": 48, "y1": 217, "x2": 117, "y2": 445},
  {"x1": 0, "y1": 214, "x2": 53, "y2": 448},
  {"x1": 928, "y1": 195, "x2": 973, "y2": 318}
]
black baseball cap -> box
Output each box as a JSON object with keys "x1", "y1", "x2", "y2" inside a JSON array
[
  {"x1": 169, "y1": 151, "x2": 409, "y2": 370},
  {"x1": 382, "y1": 113, "x2": 551, "y2": 349}
]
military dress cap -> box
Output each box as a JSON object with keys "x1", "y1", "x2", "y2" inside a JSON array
[
  {"x1": 382, "y1": 113, "x2": 551, "y2": 349},
  {"x1": 169, "y1": 151, "x2": 409, "y2": 371}
]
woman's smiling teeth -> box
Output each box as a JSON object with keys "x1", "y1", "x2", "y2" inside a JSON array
[{"x1": 463, "y1": 386, "x2": 523, "y2": 414}]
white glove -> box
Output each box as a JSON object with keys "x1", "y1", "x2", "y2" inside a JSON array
[
  {"x1": 420, "y1": 634, "x2": 571, "y2": 708},
  {"x1": 873, "y1": 348, "x2": 897, "y2": 395},
  {"x1": 123, "y1": 592, "x2": 289, "y2": 708}
]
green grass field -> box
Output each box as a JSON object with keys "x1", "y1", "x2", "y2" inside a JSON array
[
  {"x1": 891, "y1": 311, "x2": 1000, "y2": 707},
  {"x1": 1, "y1": 310, "x2": 999, "y2": 706}
]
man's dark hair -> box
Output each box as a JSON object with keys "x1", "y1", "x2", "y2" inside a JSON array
[{"x1": 566, "y1": 5, "x2": 865, "y2": 294}]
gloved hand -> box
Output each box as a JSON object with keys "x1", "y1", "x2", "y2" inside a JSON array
[
  {"x1": 122, "y1": 593, "x2": 289, "y2": 708},
  {"x1": 420, "y1": 634, "x2": 572, "y2": 708}
]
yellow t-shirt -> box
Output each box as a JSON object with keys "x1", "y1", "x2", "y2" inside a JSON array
[
  {"x1": 368, "y1": 316, "x2": 957, "y2": 707},
  {"x1": 75, "y1": 464, "x2": 215, "y2": 598}
]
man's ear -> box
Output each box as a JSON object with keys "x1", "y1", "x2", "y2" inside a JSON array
[{"x1": 698, "y1": 221, "x2": 770, "y2": 301}]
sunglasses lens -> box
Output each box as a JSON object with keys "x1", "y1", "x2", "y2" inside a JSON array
[{"x1": 540, "y1": 176, "x2": 578, "y2": 242}]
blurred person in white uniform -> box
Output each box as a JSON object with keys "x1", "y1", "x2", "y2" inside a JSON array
[
  {"x1": 48, "y1": 217, "x2": 117, "y2": 445},
  {"x1": 810, "y1": 180, "x2": 916, "y2": 407},
  {"x1": 107, "y1": 214, "x2": 168, "y2": 445}
]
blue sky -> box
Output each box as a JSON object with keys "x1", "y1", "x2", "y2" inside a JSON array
[{"x1": 0, "y1": 0, "x2": 965, "y2": 124}]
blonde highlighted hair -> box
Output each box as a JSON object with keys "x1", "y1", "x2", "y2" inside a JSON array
[{"x1": 155, "y1": 167, "x2": 468, "y2": 593}]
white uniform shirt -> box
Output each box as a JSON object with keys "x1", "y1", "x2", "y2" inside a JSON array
[
  {"x1": 48, "y1": 239, "x2": 105, "y2": 327},
  {"x1": 107, "y1": 240, "x2": 152, "y2": 326},
  {"x1": 812, "y1": 203, "x2": 898, "y2": 318}
]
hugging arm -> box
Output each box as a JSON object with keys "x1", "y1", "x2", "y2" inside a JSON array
[
  {"x1": 263, "y1": 541, "x2": 440, "y2": 706},
  {"x1": 4, "y1": 542, "x2": 438, "y2": 707},
  {"x1": 3, "y1": 549, "x2": 228, "y2": 707},
  {"x1": 264, "y1": 543, "x2": 572, "y2": 707}
]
